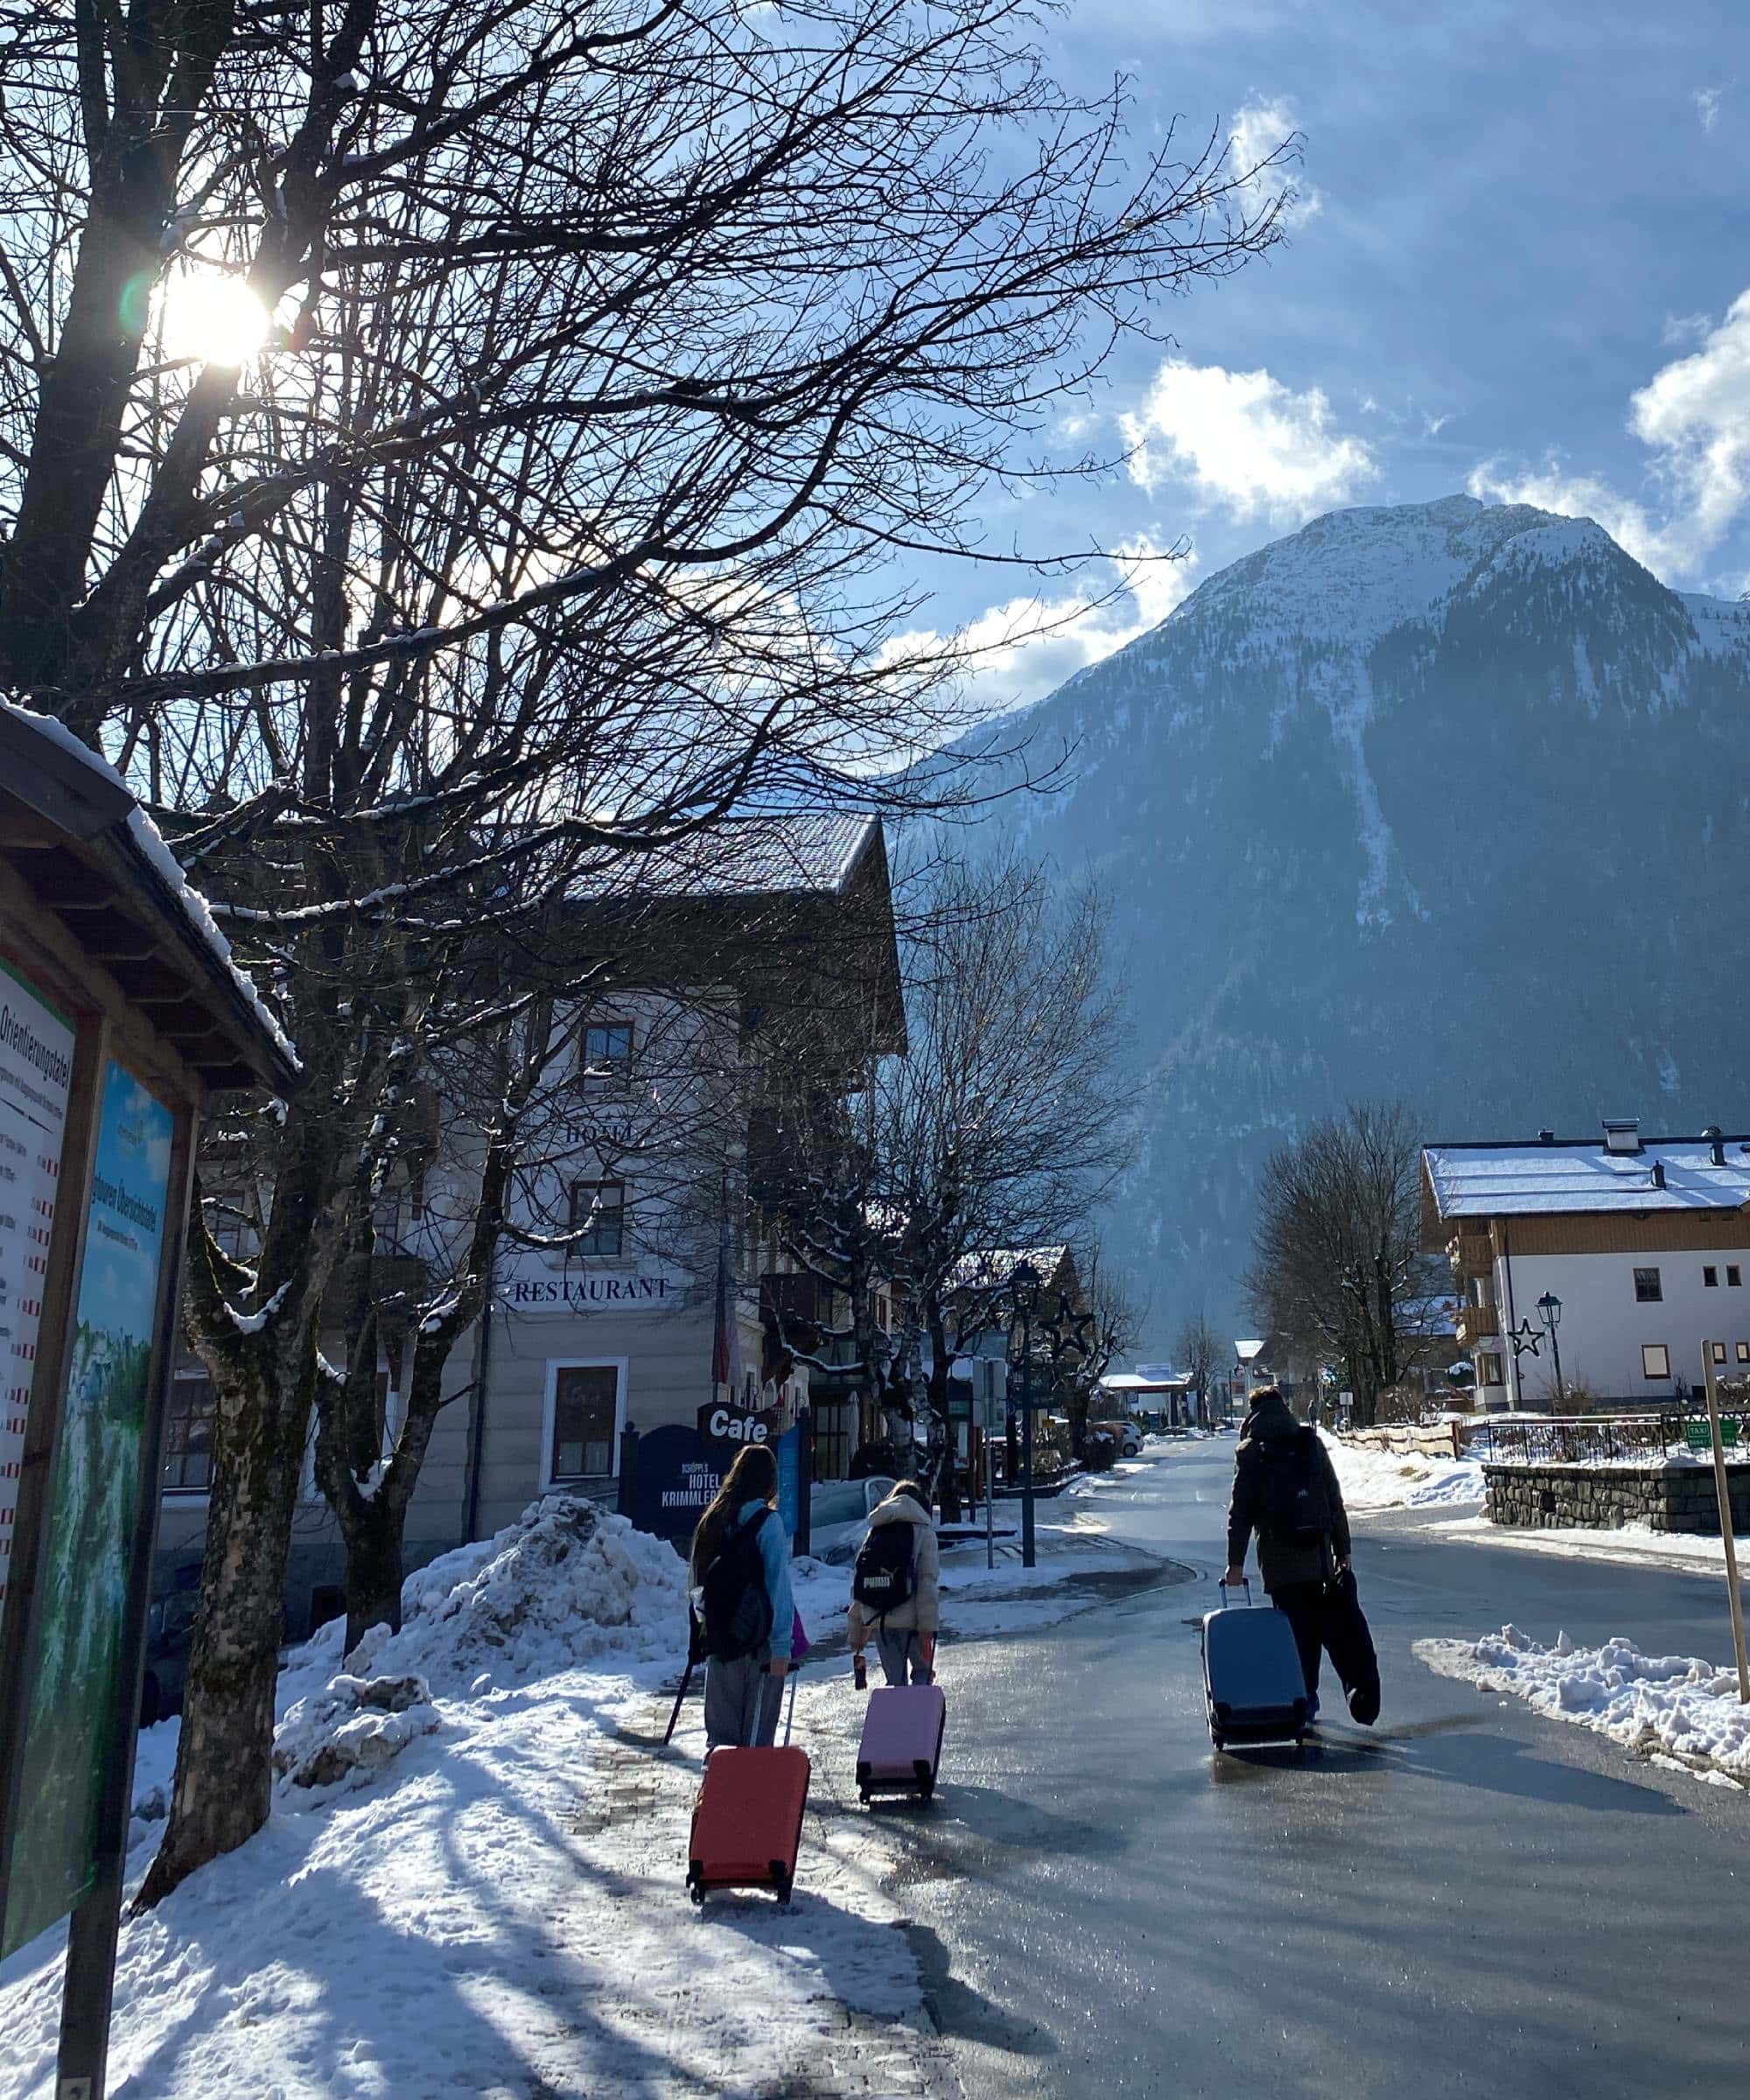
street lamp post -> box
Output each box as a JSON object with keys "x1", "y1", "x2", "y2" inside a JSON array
[
  {"x1": 1012, "y1": 1258, "x2": 1042, "y2": 1569},
  {"x1": 1536, "y1": 1291, "x2": 1564, "y2": 1404}
]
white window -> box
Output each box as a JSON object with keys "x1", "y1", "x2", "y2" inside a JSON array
[
  {"x1": 1642, "y1": 1344, "x2": 1670, "y2": 1380},
  {"x1": 541, "y1": 1359, "x2": 627, "y2": 1483},
  {"x1": 163, "y1": 1372, "x2": 215, "y2": 1493},
  {"x1": 581, "y1": 1021, "x2": 634, "y2": 1092},
  {"x1": 569, "y1": 1180, "x2": 626, "y2": 1257},
  {"x1": 1737, "y1": 1342, "x2": 1749, "y2": 1366},
  {"x1": 1712, "y1": 1341, "x2": 1728, "y2": 1365},
  {"x1": 1478, "y1": 1354, "x2": 1505, "y2": 1388}
]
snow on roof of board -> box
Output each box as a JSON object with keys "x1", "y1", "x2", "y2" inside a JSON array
[
  {"x1": 1424, "y1": 1137, "x2": 1750, "y2": 1219},
  {"x1": 569, "y1": 812, "x2": 878, "y2": 904},
  {"x1": 1, "y1": 697, "x2": 300, "y2": 1074},
  {"x1": 1100, "y1": 1368, "x2": 1192, "y2": 1391}
]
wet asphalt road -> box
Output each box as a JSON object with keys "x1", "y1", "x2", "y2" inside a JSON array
[{"x1": 892, "y1": 1440, "x2": 1750, "y2": 2100}]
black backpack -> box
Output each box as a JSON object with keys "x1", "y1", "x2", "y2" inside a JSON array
[
  {"x1": 1256, "y1": 1430, "x2": 1334, "y2": 1544},
  {"x1": 851, "y1": 1517, "x2": 916, "y2": 1620},
  {"x1": 698, "y1": 1508, "x2": 774, "y2": 1661}
]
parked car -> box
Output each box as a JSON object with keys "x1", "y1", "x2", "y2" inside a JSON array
[
  {"x1": 1091, "y1": 1418, "x2": 1143, "y2": 1459},
  {"x1": 808, "y1": 1474, "x2": 897, "y2": 1563},
  {"x1": 141, "y1": 1586, "x2": 200, "y2": 1726}
]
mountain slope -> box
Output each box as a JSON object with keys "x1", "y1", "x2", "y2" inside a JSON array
[{"x1": 969, "y1": 494, "x2": 1750, "y2": 1350}]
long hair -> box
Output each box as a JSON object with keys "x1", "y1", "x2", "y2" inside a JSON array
[{"x1": 690, "y1": 1442, "x2": 780, "y2": 1582}]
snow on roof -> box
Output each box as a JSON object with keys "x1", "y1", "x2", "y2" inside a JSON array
[
  {"x1": 1, "y1": 697, "x2": 300, "y2": 1076},
  {"x1": 1424, "y1": 1137, "x2": 1750, "y2": 1219},
  {"x1": 1100, "y1": 1369, "x2": 1192, "y2": 1392},
  {"x1": 570, "y1": 812, "x2": 878, "y2": 904},
  {"x1": 948, "y1": 1245, "x2": 1071, "y2": 1292}
]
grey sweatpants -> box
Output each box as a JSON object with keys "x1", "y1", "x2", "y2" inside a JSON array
[
  {"x1": 704, "y1": 1653, "x2": 784, "y2": 1749},
  {"x1": 876, "y1": 1629, "x2": 930, "y2": 1687}
]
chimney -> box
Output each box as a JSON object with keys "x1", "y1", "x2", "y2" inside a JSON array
[
  {"x1": 1602, "y1": 1118, "x2": 1642, "y2": 1156},
  {"x1": 1652, "y1": 1159, "x2": 1667, "y2": 1190},
  {"x1": 1704, "y1": 1124, "x2": 1726, "y2": 1167}
]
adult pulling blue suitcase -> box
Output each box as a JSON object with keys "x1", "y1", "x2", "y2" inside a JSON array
[{"x1": 1200, "y1": 1578, "x2": 1310, "y2": 1751}]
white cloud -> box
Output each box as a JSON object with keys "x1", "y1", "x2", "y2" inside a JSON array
[
  {"x1": 1694, "y1": 86, "x2": 1724, "y2": 134},
  {"x1": 882, "y1": 539, "x2": 1201, "y2": 720},
  {"x1": 1120, "y1": 359, "x2": 1377, "y2": 523},
  {"x1": 1228, "y1": 97, "x2": 1321, "y2": 225},
  {"x1": 1468, "y1": 290, "x2": 1750, "y2": 582}
]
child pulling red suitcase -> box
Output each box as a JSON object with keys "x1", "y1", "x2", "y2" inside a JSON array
[{"x1": 686, "y1": 1674, "x2": 809, "y2": 1905}]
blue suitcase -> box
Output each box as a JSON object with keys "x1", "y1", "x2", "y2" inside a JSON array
[{"x1": 1200, "y1": 1580, "x2": 1310, "y2": 1751}]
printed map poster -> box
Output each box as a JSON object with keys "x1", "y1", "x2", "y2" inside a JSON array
[
  {"x1": 0, "y1": 959, "x2": 74, "y2": 1638},
  {"x1": 3, "y1": 1060, "x2": 172, "y2": 1957}
]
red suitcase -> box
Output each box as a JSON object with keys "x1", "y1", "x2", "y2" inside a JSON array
[
  {"x1": 686, "y1": 1679, "x2": 810, "y2": 1904},
  {"x1": 856, "y1": 1684, "x2": 947, "y2": 1802}
]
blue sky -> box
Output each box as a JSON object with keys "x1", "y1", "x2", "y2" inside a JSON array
[{"x1": 914, "y1": 0, "x2": 1750, "y2": 715}]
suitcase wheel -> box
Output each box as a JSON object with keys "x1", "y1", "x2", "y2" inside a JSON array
[
  {"x1": 689, "y1": 1883, "x2": 705, "y2": 1905},
  {"x1": 858, "y1": 1784, "x2": 870, "y2": 1803},
  {"x1": 914, "y1": 1758, "x2": 934, "y2": 1798},
  {"x1": 771, "y1": 1863, "x2": 793, "y2": 1904},
  {"x1": 1210, "y1": 1733, "x2": 1226, "y2": 1754}
]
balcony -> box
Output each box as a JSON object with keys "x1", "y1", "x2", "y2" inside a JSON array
[{"x1": 1455, "y1": 1302, "x2": 1499, "y2": 1348}]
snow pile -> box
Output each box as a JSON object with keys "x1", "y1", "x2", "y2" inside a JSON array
[
  {"x1": 332, "y1": 1494, "x2": 690, "y2": 1695},
  {"x1": 1322, "y1": 1429, "x2": 1486, "y2": 1510},
  {"x1": 1419, "y1": 1624, "x2": 1750, "y2": 1788},
  {"x1": 272, "y1": 1671, "x2": 439, "y2": 1793}
]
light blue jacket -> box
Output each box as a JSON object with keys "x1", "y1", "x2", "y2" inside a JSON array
[{"x1": 737, "y1": 1496, "x2": 796, "y2": 1663}]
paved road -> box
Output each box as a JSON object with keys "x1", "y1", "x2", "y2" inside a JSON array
[{"x1": 891, "y1": 1441, "x2": 1750, "y2": 2099}]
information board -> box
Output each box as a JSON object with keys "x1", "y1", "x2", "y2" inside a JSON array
[
  {"x1": 3, "y1": 1060, "x2": 172, "y2": 1957},
  {"x1": 0, "y1": 959, "x2": 74, "y2": 1634}
]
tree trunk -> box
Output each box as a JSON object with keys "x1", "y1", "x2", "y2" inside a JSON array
[
  {"x1": 339, "y1": 1490, "x2": 408, "y2": 1654},
  {"x1": 926, "y1": 1307, "x2": 961, "y2": 1519},
  {"x1": 135, "y1": 1349, "x2": 310, "y2": 1908}
]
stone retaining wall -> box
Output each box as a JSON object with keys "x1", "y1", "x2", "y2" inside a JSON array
[{"x1": 1484, "y1": 1460, "x2": 1750, "y2": 1533}]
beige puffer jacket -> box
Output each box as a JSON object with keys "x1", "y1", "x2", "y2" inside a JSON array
[{"x1": 845, "y1": 1490, "x2": 941, "y2": 1639}]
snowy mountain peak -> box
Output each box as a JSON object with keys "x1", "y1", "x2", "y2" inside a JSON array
[{"x1": 1142, "y1": 494, "x2": 1656, "y2": 658}]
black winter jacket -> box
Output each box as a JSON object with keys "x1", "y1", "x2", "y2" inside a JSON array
[{"x1": 1225, "y1": 1392, "x2": 1352, "y2": 1592}]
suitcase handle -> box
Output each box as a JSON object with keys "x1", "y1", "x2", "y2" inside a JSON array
[{"x1": 1217, "y1": 1577, "x2": 1254, "y2": 1605}]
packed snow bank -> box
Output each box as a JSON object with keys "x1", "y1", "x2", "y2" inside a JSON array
[
  {"x1": 1322, "y1": 1429, "x2": 1486, "y2": 1511},
  {"x1": 279, "y1": 1494, "x2": 690, "y2": 1709},
  {"x1": 1418, "y1": 1625, "x2": 1750, "y2": 1790}
]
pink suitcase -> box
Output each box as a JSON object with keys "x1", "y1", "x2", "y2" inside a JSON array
[{"x1": 856, "y1": 1684, "x2": 947, "y2": 1801}]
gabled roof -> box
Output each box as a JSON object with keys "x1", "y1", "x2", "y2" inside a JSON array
[
  {"x1": 570, "y1": 812, "x2": 879, "y2": 903},
  {"x1": 1424, "y1": 1135, "x2": 1750, "y2": 1220}
]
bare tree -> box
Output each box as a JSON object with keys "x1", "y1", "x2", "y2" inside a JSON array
[
  {"x1": 766, "y1": 853, "x2": 1135, "y2": 1490},
  {"x1": 1174, "y1": 1309, "x2": 1222, "y2": 1428},
  {"x1": 1055, "y1": 1237, "x2": 1144, "y2": 1449},
  {"x1": 1243, "y1": 1102, "x2": 1441, "y2": 1430},
  {"x1": 3, "y1": 0, "x2": 1281, "y2": 1901}
]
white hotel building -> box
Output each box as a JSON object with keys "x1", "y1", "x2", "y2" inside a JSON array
[{"x1": 1422, "y1": 1120, "x2": 1750, "y2": 1408}]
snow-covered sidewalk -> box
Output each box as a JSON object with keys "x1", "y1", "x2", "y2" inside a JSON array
[
  {"x1": 0, "y1": 1498, "x2": 1155, "y2": 2099},
  {"x1": 1418, "y1": 1625, "x2": 1750, "y2": 1795},
  {"x1": 1406, "y1": 1511, "x2": 1745, "y2": 1578}
]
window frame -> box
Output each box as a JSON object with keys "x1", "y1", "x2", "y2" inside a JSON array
[
  {"x1": 1634, "y1": 1266, "x2": 1663, "y2": 1304},
  {"x1": 1730, "y1": 1266, "x2": 1744, "y2": 1288},
  {"x1": 539, "y1": 1357, "x2": 628, "y2": 1486},
  {"x1": 1478, "y1": 1353, "x2": 1505, "y2": 1388},
  {"x1": 1642, "y1": 1343, "x2": 1671, "y2": 1380},
  {"x1": 162, "y1": 1369, "x2": 217, "y2": 1496},
  {"x1": 1736, "y1": 1342, "x2": 1749, "y2": 1366},
  {"x1": 1712, "y1": 1340, "x2": 1729, "y2": 1365},
  {"x1": 568, "y1": 1178, "x2": 626, "y2": 1258},
  {"x1": 1704, "y1": 1265, "x2": 1719, "y2": 1288},
  {"x1": 580, "y1": 1018, "x2": 635, "y2": 1094}
]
